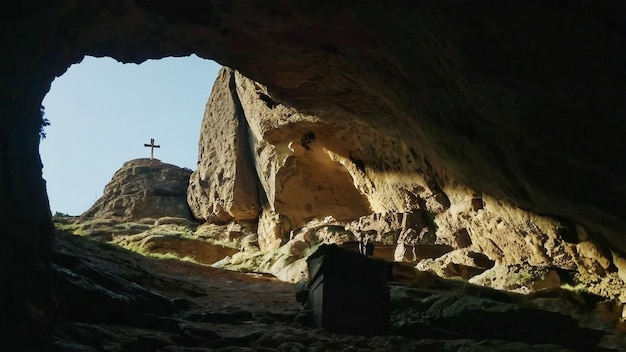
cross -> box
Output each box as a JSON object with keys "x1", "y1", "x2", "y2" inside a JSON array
[{"x1": 144, "y1": 138, "x2": 160, "y2": 160}]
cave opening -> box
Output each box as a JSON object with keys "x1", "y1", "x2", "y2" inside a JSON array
[
  {"x1": 3, "y1": 2, "x2": 626, "y2": 350},
  {"x1": 40, "y1": 55, "x2": 220, "y2": 216}
]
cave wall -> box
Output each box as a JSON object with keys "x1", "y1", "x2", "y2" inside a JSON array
[
  {"x1": 194, "y1": 70, "x2": 624, "y2": 300},
  {"x1": 1, "y1": 0, "x2": 625, "y2": 348}
]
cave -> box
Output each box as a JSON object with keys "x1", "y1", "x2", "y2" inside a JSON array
[{"x1": 1, "y1": 1, "x2": 626, "y2": 351}]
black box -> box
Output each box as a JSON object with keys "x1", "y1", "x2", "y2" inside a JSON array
[{"x1": 306, "y1": 244, "x2": 391, "y2": 335}]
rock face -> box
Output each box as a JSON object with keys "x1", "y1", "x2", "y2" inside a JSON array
[
  {"x1": 187, "y1": 68, "x2": 261, "y2": 223},
  {"x1": 191, "y1": 70, "x2": 625, "y2": 303},
  {"x1": 82, "y1": 159, "x2": 193, "y2": 222},
  {"x1": 190, "y1": 68, "x2": 372, "y2": 249},
  {"x1": 2, "y1": 1, "x2": 626, "y2": 349}
]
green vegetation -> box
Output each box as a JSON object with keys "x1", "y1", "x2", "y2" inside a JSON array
[
  {"x1": 39, "y1": 106, "x2": 50, "y2": 140},
  {"x1": 142, "y1": 224, "x2": 194, "y2": 238},
  {"x1": 53, "y1": 217, "x2": 317, "y2": 281},
  {"x1": 560, "y1": 283, "x2": 587, "y2": 293},
  {"x1": 423, "y1": 211, "x2": 439, "y2": 232},
  {"x1": 54, "y1": 218, "x2": 152, "y2": 237},
  {"x1": 517, "y1": 270, "x2": 536, "y2": 285},
  {"x1": 126, "y1": 247, "x2": 197, "y2": 263}
]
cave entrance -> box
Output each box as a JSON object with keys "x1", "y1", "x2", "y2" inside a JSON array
[{"x1": 40, "y1": 55, "x2": 221, "y2": 216}]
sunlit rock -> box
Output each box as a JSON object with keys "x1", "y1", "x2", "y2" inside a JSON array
[
  {"x1": 187, "y1": 68, "x2": 261, "y2": 222},
  {"x1": 235, "y1": 72, "x2": 372, "y2": 229},
  {"x1": 81, "y1": 158, "x2": 192, "y2": 222}
]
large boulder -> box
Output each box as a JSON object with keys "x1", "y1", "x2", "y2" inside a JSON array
[
  {"x1": 187, "y1": 68, "x2": 261, "y2": 223},
  {"x1": 235, "y1": 70, "x2": 373, "y2": 234},
  {"x1": 81, "y1": 159, "x2": 193, "y2": 222}
]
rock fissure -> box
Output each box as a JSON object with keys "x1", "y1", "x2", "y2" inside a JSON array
[{"x1": 230, "y1": 69, "x2": 268, "y2": 213}]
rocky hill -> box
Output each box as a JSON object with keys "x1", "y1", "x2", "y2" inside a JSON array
[{"x1": 81, "y1": 158, "x2": 193, "y2": 223}]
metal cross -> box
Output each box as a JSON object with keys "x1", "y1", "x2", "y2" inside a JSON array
[{"x1": 144, "y1": 138, "x2": 160, "y2": 160}]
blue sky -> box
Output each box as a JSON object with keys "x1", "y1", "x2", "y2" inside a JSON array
[{"x1": 40, "y1": 55, "x2": 221, "y2": 215}]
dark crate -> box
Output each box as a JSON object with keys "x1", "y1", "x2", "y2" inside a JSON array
[{"x1": 306, "y1": 244, "x2": 391, "y2": 335}]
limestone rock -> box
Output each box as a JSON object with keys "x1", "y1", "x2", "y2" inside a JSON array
[
  {"x1": 416, "y1": 249, "x2": 495, "y2": 280},
  {"x1": 187, "y1": 68, "x2": 261, "y2": 223},
  {"x1": 576, "y1": 241, "x2": 612, "y2": 275},
  {"x1": 234, "y1": 71, "x2": 372, "y2": 230},
  {"x1": 434, "y1": 184, "x2": 579, "y2": 269},
  {"x1": 81, "y1": 159, "x2": 193, "y2": 222},
  {"x1": 395, "y1": 244, "x2": 454, "y2": 264},
  {"x1": 346, "y1": 212, "x2": 403, "y2": 244},
  {"x1": 187, "y1": 69, "x2": 625, "y2": 300},
  {"x1": 194, "y1": 221, "x2": 258, "y2": 251},
  {"x1": 469, "y1": 264, "x2": 562, "y2": 294},
  {"x1": 191, "y1": 70, "x2": 626, "y2": 301},
  {"x1": 612, "y1": 252, "x2": 626, "y2": 287},
  {"x1": 154, "y1": 216, "x2": 196, "y2": 228},
  {"x1": 257, "y1": 207, "x2": 292, "y2": 251}
]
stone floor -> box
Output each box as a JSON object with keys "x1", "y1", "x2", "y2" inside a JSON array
[{"x1": 44, "y1": 230, "x2": 623, "y2": 351}]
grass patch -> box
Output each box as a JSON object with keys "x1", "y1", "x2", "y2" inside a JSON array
[
  {"x1": 142, "y1": 224, "x2": 194, "y2": 237},
  {"x1": 560, "y1": 283, "x2": 587, "y2": 293},
  {"x1": 133, "y1": 249, "x2": 197, "y2": 263},
  {"x1": 53, "y1": 217, "x2": 151, "y2": 238}
]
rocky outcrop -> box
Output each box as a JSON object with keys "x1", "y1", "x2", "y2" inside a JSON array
[
  {"x1": 190, "y1": 71, "x2": 625, "y2": 301},
  {"x1": 185, "y1": 67, "x2": 626, "y2": 306},
  {"x1": 234, "y1": 71, "x2": 373, "y2": 230},
  {"x1": 191, "y1": 68, "x2": 373, "y2": 249},
  {"x1": 187, "y1": 68, "x2": 261, "y2": 223},
  {"x1": 81, "y1": 159, "x2": 193, "y2": 222},
  {"x1": 49, "y1": 230, "x2": 626, "y2": 351}
]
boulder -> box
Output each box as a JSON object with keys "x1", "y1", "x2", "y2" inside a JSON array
[
  {"x1": 234, "y1": 71, "x2": 373, "y2": 229},
  {"x1": 469, "y1": 264, "x2": 562, "y2": 294},
  {"x1": 390, "y1": 287, "x2": 605, "y2": 350},
  {"x1": 415, "y1": 249, "x2": 495, "y2": 280},
  {"x1": 187, "y1": 68, "x2": 261, "y2": 223},
  {"x1": 81, "y1": 159, "x2": 193, "y2": 222}
]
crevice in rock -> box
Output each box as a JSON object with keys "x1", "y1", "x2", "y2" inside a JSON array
[
  {"x1": 229, "y1": 70, "x2": 268, "y2": 209},
  {"x1": 257, "y1": 92, "x2": 279, "y2": 109}
]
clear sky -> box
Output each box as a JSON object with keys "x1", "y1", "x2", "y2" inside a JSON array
[{"x1": 40, "y1": 55, "x2": 221, "y2": 215}]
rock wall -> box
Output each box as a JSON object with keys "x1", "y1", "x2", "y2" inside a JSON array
[{"x1": 194, "y1": 71, "x2": 625, "y2": 301}]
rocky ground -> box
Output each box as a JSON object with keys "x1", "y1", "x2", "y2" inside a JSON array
[{"x1": 45, "y1": 220, "x2": 625, "y2": 352}]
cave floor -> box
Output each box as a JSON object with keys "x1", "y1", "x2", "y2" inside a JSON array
[{"x1": 46, "y1": 231, "x2": 623, "y2": 352}]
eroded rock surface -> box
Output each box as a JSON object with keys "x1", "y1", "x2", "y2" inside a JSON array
[
  {"x1": 190, "y1": 72, "x2": 626, "y2": 302},
  {"x1": 81, "y1": 159, "x2": 193, "y2": 222},
  {"x1": 190, "y1": 67, "x2": 372, "y2": 246},
  {"x1": 48, "y1": 230, "x2": 625, "y2": 352},
  {"x1": 187, "y1": 68, "x2": 261, "y2": 223}
]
